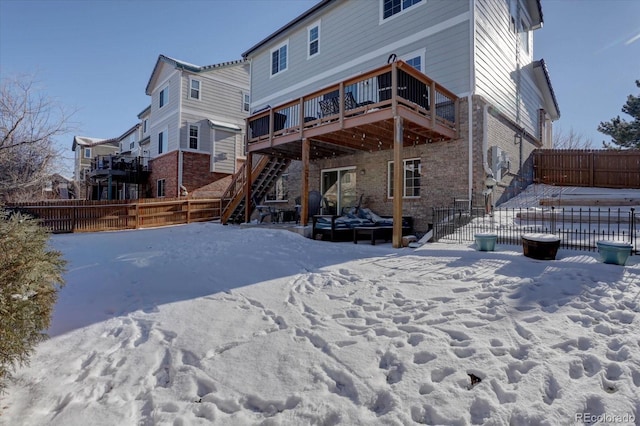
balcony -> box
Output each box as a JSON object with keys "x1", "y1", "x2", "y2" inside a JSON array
[
  {"x1": 247, "y1": 60, "x2": 459, "y2": 160},
  {"x1": 89, "y1": 154, "x2": 151, "y2": 184}
]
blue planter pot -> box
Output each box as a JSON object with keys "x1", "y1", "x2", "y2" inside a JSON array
[
  {"x1": 475, "y1": 233, "x2": 497, "y2": 251},
  {"x1": 597, "y1": 240, "x2": 632, "y2": 265}
]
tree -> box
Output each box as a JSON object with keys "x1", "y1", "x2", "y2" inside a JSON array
[
  {"x1": 0, "y1": 209, "x2": 66, "y2": 391},
  {"x1": 0, "y1": 75, "x2": 73, "y2": 203},
  {"x1": 552, "y1": 126, "x2": 594, "y2": 149},
  {"x1": 598, "y1": 80, "x2": 640, "y2": 149}
]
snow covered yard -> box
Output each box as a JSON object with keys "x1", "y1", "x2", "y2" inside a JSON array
[{"x1": 1, "y1": 222, "x2": 639, "y2": 425}]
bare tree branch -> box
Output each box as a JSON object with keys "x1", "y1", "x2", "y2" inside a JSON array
[{"x1": 0, "y1": 75, "x2": 75, "y2": 203}]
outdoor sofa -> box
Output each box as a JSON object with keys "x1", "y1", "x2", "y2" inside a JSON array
[{"x1": 312, "y1": 208, "x2": 413, "y2": 243}]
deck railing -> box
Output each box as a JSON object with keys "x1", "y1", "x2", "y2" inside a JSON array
[
  {"x1": 5, "y1": 198, "x2": 221, "y2": 233},
  {"x1": 247, "y1": 61, "x2": 458, "y2": 143}
]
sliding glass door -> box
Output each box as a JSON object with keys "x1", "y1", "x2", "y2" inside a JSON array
[{"x1": 321, "y1": 167, "x2": 356, "y2": 215}]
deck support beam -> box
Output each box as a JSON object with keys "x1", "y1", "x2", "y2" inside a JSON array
[
  {"x1": 301, "y1": 138, "x2": 310, "y2": 226},
  {"x1": 393, "y1": 116, "x2": 403, "y2": 248},
  {"x1": 244, "y1": 152, "x2": 252, "y2": 223}
]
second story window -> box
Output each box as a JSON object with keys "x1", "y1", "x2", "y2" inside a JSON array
[
  {"x1": 520, "y1": 20, "x2": 530, "y2": 54},
  {"x1": 271, "y1": 41, "x2": 288, "y2": 76},
  {"x1": 143, "y1": 119, "x2": 148, "y2": 134},
  {"x1": 84, "y1": 147, "x2": 91, "y2": 158},
  {"x1": 189, "y1": 124, "x2": 199, "y2": 150},
  {"x1": 308, "y1": 22, "x2": 320, "y2": 58},
  {"x1": 189, "y1": 78, "x2": 200, "y2": 100},
  {"x1": 406, "y1": 56, "x2": 422, "y2": 72},
  {"x1": 158, "y1": 130, "x2": 167, "y2": 154},
  {"x1": 159, "y1": 86, "x2": 168, "y2": 108},
  {"x1": 242, "y1": 92, "x2": 250, "y2": 112},
  {"x1": 382, "y1": 0, "x2": 422, "y2": 20}
]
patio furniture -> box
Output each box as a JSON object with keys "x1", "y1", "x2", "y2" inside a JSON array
[
  {"x1": 313, "y1": 208, "x2": 413, "y2": 242},
  {"x1": 252, "y1": 195, "x2": 275, "y2": 223},
  {"x1": 353, "y1": 226, "x2": 393, "y2": 245}
]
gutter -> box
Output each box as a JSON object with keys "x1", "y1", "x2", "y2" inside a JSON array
[{"x1": 468, "y1": 0, "x2": 476, "y2": 203}]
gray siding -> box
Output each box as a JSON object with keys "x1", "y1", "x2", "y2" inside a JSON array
[
  {"x1": 181, "y1": 64, "x2": 250, "y2": 123},
  {"x1": 475, "y1": 0, "x2": 542, "y2": 136},
  {"x1": 212, "y1": 130, "x2": 237, "y2": 174},
  {"x1": 249, "y1": 0, "x2": 471, "y2": 108}
]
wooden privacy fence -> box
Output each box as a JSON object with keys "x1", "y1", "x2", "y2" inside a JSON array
[
  {"x1": 533, "y1": 149, "x2": 640, "y2": 188},
  {"x1": 5, "y1": 198, "x2": 222, "y2": 233}
]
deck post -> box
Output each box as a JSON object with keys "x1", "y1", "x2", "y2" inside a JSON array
[
  {"x1": 245, "y1": 152, "x2": 252, "y2": 223},
  {"x1": 393, "y1": 116, "x2": 404, "y2": 248},
  {"x1": 301, "y1": 138, "x2": 310, "y2": 226}
]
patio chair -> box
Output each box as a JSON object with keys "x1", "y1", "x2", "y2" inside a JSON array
[
  {"x1": 294, "y1": 190, "x2": 323, "y2": 222},
  {"x1": 252, "y1": 194, "x2": 274, "y2": 223}
]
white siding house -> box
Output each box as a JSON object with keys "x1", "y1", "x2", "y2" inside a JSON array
[{"x1": 144, "y1": 55, "x2": 250, "y2": 198}]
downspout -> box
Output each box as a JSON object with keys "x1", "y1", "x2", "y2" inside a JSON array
[
  {"x1": 482, "y1": 104, "x2": 492, "y2": 176},
  {"x1": 468, "y1": 0, "x2": 476, "y2": 203},
  {"x1": 177, "y1": 68, "x2": 184, "y2": 197}
]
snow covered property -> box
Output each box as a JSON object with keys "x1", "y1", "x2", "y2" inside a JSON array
[{"x1": 1, "y1": 214, "x2": 639, "y2": 425}]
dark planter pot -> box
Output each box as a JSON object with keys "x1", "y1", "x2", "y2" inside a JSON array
[{"x1": 522, "y1": 233, "x2": 560, "y2": 260}]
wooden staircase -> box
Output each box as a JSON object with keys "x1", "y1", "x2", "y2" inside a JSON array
[{"x1": 220, "y1": 155, "x2": 291, "y2": 224}]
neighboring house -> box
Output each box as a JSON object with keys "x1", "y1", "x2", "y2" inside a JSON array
[
  {"x1": 71, "y1": 136, "x2": 119, "y2": 199},
  {"x1": 41, "y1": 174, "x2": 74, "y2": 200},
  {"x1": 239, "y1": 0, "x2": 559, "y2": 242},
  {"x1": 85, "y1": 123, "x2": 151, "y2": 200},
  {"x1": 144, "y1": 55, "x2": 250, "y2": 198}
]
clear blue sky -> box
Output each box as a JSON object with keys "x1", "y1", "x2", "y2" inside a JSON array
[{"x1": 1, "y1": 0, "x2": 639, "y2": 176}]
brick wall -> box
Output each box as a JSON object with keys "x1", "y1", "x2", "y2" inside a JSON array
[
  {"x1": 268, "y1": 96, "x2": 541, "y2": 233},
  {"x1": 181, "y1": 151, "x2": 229, "y2": 194},
  {"x1": 149, "y1": 151, "x2": 178, "y2": 198}
]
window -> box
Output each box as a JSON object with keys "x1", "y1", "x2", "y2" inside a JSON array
[
  {"x1": 388, "y1": 158, "x2": 421, "y2": 198},
  {"x1": 266, "y1": 174, "x2": 289, "y2": 201},
  {"x1": 158, "y1": 130, "x2": 167, "y2": 154},
  {"x1": 242, "y1": 92, "x2": 250, "y2": 112},
  {"x1": 520, "y1": 20, "x2": 529, "y2": 54},
  {"x1": 82, "y1": 168, "x2": 90, "y2": 181},
  {"x1": 130, "y1": 140, "x2": 135, "y2": 150},
  {"x1": 159, "y1": 86, "x2": 168, "y2": 108},
  {"x1": 271, "y1": 41, "x2": 288, "y2": 76},
  {"x1": 189, "y1": 124, "x2": 199, "y2": 150},
  {"x1": 308, "y1": 21, "x2": 320, "y2": 58},
  {"x1": 406, "y1": 56, "x2": 422, "y2": 72},
  {"x1": 157, "y1": 179, "x2": 166, "y2": 197},
  {"x1": 83, "y1": 147, "x2": 91, "y2": 158},
  {"x1": 143, "y1": 119, "x2": 148, "y2": 134},
  {"x1": 382, "y1": 0, "x2": 422, "y2": 20},
  {"x1": 189, "y1": 78, "x2": 200, "y2": 100}
]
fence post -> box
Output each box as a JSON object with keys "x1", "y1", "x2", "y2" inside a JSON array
[
  {"x1": 135, "y1": 203, "x2": 140, "y2": 229},
  {"x1": 72, "y1": 206, "x2": 76, "y2": 232},
  {"x1": 187, "y1": 199, "x2": 191, "y2": 224},
  {"x1": 631, "y1": 208, "x2": 636, "y2": 254}
]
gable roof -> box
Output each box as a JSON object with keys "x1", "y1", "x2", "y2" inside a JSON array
[
  {"x1": 242, "y1": 0, "x2": 544, "y2": 58},
  {"x1": 117, "y1": 123, "x2": 141, "y2": 141},
  {"x1": 71, "y1": 136, "x2": 118, "y2": 151},
  {"x1": 145, "y1": 54, "x2": 247, "y2": 95},
  {"x1": 533, "y1": 59, "x2": 560, "y2": 120}
]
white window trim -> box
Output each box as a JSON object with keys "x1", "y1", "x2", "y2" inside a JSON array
[
  {"x1": 270, "y1": 39, "x2": 289, "y2": 77},
  {"x1": 307, "y1": 20, "x2": 321, "y2": 60},
  {"x1": 188, "y1": 77, "x2": 201, "y2": 100},
  {"x1": 159, "y1": 85, "x2": 169, "y2": 109},
  {"x1": 83, "y1": 147, "x2": 91, "y2": 158},
  {"x1": 387, "y1": 158, "x2": 421, "y2": 199},
  {"x1": 187, "y1": 123, "x2": 200, "y2": 151},
  {"x1": 158, "y1": 128, "x2": 168, "y2": 155},
  {"x1": 242, "y1": 91, "x2": 251, "y2": 113},
  {"x1": 157, "y1": 179, "x2": 166, "y2": 198},
  {"x1": 143, "y1": 119, "x2": 148, "y2": 134},
  {"x1": 379, "y1": 0, "x2": 424, "y2": 24},
  {"x1": 402, "y1": 48, "x2": 426, "y2": 72}
]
